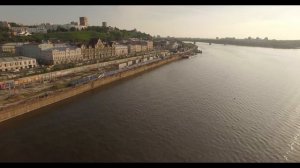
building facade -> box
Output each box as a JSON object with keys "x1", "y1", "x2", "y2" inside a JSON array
[
  {"x1": 121, "y1": 39, "x2": 153, "y2": 54},
  {"x1": 44, "y1": 24, "x2": 58, "y2": 31},
  {"x1": 22, "y1": 42, "x2": 54, "y2": 59},
  {"x1": 0, "y1": 56, "x2": 37, "y2": 72},
  {"x1": 10, "y1": 26, "x2": 47, "y2": 34},
  {"x1": 21, "y1": 42, "x2": 81, "y2": 65},
  {"x1": 0, "y1": 42, "x2": 29, "y2": 56},
  {"x1": 80, "y1": 38, "x2": 116, "y2": 61},
  {"x1": 146, "y1": 41, "x2": 154, "y2": 51},
  {"x1": 0, "y1": 43, "x2": 16, "y2": 56},
  {"x1": 60, "y1": 23, "x2": 87, "y2": 31},
  {"x1": 0, "y1": 21, "x2": 10, "y2": 28},
  {"x1": 115, "y1": 45, "x2": 128, "y2": 56},
  {"x1": 10, "y1": 27, "x2": 28, "y2": 33},
  {"x1": 40, "y1": 47, "x2": 82, "y2": 65},
  {"x1": 102, "y1": 22, "x2": 107, "y2": 27},
  {"x1": 79, "y1": 17, "x2": 88, "y2": 26},
  {"x1": 154, "y1": 40, "x2": 180, "y2": 51},
  {"x1": 128, "y1": 43, "x2": 142, "y2": 54},
  {"x1": 141, "y1": 42, "x2": 148, "y2": 52},
  {"x1": 27, "y1": 26, "x2": 47, "y2": 34}
]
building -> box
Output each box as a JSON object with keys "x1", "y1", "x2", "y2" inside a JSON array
[
  {"x1": 0, "y1": 21, "x2": 10, "y2": 28},
  {"x1": 115, "y1": 45, "x2": 128, "y2": 56},
  {"x1": 123, "y1": 39, "x2": 153, "y2": 54},
  {"x1": 10, "y1": 27, "x2": 28, "y2": 33},
  {"x1": 141, "y1": 42, "x2": 148, "y2": 52},
  {"x1": 27, "y1": 26, "x2": 47, "y2": 34},
  {"x1": 21, "y1": 42, "x2": 81, "y2": 65},
  {"x1": 102, "y1": 22, "x2": 107, "y2": 27},
  {"x1": 154, "y1": 40, "x2": 168, "y2": 50},
  {"x1": 79, "y1": 17, "x2": 88, "y2": 26},
  {"x1": 154, "y1": 40, "x2": 179, "y2": 51},
  {"x1": 170, "y1": 41, "x2": 179, "y2": 50},
  {"x1": 146, "y1": 41, "x2": 154, "y2": 51},
  {"x1": 60, "y1": 23, "x2": 86, "y2": 31},
  {"x1": 0, "y1": 56, "x2": 37, "y2": 72},
  {"x1": 0, "y1": 43, "x2": 17, "y2": 56},
  {"x1": 42, "y1": 22, "x2": 87, "y2": 31},
  {"x1": 0, "y1": 42, "x2": 29, "y2": 56},
  {"x1": 43, "y1": 23, "x2": 59, "y2": 31},
  {"x1": 10, "y1": 26, "x2": 47, "y2": 35},
  {"x1": 79, "y1": 38, "x2": 115, "y2": 61},
  {"x1": 127, "y1": 42, "x2": 142, "y2": 54},
  {"x1": 40, "y1": 47, "x2": 82, "y2": 65},
  {"x1": 22, "y1": 42, "x2": 55, "y2": 60}
]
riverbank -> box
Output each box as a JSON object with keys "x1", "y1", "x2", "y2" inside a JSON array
[{"x1": 0, "y1": 55, "x2": 182, "y2": 123}]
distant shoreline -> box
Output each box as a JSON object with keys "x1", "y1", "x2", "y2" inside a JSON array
[
  {"x1": 176, "y1": 38, "x2": 300, "y2": 49},
  {"x1": 203, "y1": 42, "x2": 300, "y2": 50},
  {"x1": 201, "y1": 41, "x2": 300, "y2": 49}
]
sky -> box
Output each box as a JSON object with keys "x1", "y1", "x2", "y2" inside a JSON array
[{"x1": 1, "y1": 5, "x2": 300, "y2": 40}]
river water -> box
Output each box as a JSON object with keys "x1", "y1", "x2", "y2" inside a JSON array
[{"x1": 1, "y1": 42, "x2": 300, "y2": 162}]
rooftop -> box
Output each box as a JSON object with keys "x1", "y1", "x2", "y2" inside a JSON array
[
  {"x1": 0, "y1": 42, "x2": 29, "y2": 46},
  {"x1": 88, "y1": 38, "x2": 102, "y2": 48},
  {"x1": 0, "y1": 56, "x2": 35, "y2": 62},
  {"x1": 43, "y1": 46, "x2": 78, "y2": 51}
]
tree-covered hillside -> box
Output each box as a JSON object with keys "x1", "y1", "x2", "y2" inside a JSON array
[{"x1": 0, "y1": 26, "x2": 152, "y2": 43}]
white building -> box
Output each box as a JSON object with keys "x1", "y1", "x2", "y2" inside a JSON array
[
  {"x1": 10, "y1": 26, "x2": 47, "y2": 34},
  {"x1": 21, "y1": 42, "x2": 81, "y2": 65},
  {"x1": 0, "y1": 56, "x2": 37, "y2": 72},
  {"x1": 115, "y1": 45, "x2": 128, "y2": 56},
  {"x1": 60, "y1": 24, "x2": 86, "y2": 30},
  {"x1": 41, "y1": 47, "x2": 82, "y2": 65},
  {"x1": 27, "y1": 26, "x2": 47, "y2": 34},
  {"x1": 0, "y1": 42, "x2": 29, "y2": 56},
  {"x1": 128, "y1": 43, "x2": 142, "y2": 54},
  {"x1": 146, "y1": 41, "x2": 154, "y2": 51},
  {"x1": 10, "y1": 27, "x2": 28, "y2": 34}
]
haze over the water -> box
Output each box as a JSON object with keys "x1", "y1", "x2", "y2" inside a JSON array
[{"x1": 0, "y1": 5, "x2": 299, "y2": 40}]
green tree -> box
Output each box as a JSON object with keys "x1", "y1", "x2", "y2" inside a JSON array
[
  {"x1": 57, "y1": 26, "x2": 68, "y2": 32},
  {"x1": 9, "y1": 22, "x2": 21, "y2": 27},
  {"x1": 70, "y1": 27, "x2": 77, "y2": 32}
]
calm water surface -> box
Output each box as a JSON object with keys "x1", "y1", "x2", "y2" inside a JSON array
[{"x1": 1, "y1": 42, "x2": 300, "y2": 162}]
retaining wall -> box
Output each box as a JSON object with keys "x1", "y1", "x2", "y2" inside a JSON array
[{"x1": 0, "y1": 55, "x2": 181, "y2": 123}]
